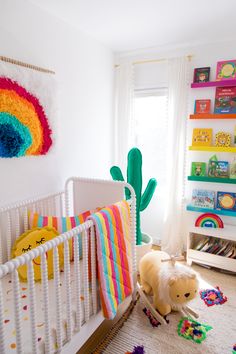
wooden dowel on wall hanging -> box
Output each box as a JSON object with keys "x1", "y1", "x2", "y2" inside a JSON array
[{"x1": 0, "y1": 56, "x2": 55, "y2": 74}]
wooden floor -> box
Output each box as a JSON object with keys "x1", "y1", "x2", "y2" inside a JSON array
[{"x1": 77, "y1": 246, "x2": 161, "y2": 353}]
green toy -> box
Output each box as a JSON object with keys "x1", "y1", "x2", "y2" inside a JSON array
[
  {"x1": 110, "y1": 148, "x2": 157, "y2": 245},
  {"x1": 177, "y1": 317, "x2": 212, "y2": 344}
]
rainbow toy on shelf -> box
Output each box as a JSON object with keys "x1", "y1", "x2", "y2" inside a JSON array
[
  {"x1": 195, "y1": 213, "x2": 224, "y2": 228},
  {"x1": 0, "y1": 77, "x2": 52, "y2": 157}
]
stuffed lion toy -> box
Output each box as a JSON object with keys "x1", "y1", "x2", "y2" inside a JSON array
[{"x1": 139, "y1": 250, "x2": 199, "y2": 316}]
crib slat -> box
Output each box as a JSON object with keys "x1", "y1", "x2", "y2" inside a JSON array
[
  {"x1": 6, "y1": 212, "x2": 12, "y2": 261},
  {"x1": 27, "y1": 261, "x2": 38, "y2": 354},
  {"x1": 41, "y1": 252, "x2": 51, "y2": 353},
  {"x1": 52, "y1": 196, "x2": 57, "y2": 215},
  {"x1": 12, "y1": 270, "x2": 23, "y2": 354},
  {"x1": 64, "y1": 239, "x2": 72, "y2": 341},
  {"x1": 73, "y1": 234, "x2": 81, "y2": 330},
  {"x1": 0, "y1": 279, "x2": 6, "y2": 354},
  {"x1": 39, "y1": 200, "x2": 46, "y2": 215},
  {"x1": 15, "y1": 209, "x2": 20, "y2": 241},
  {"x1": 53, "y1": 246, "x2": 63, "y2": 350},
  {"x1": 46, "y1": 198, "x2": 50, "y2": 214},
  {"x1": 32, "y1": 203, "x2": 36, "y2": 213},
  {"x1": 59, "y1": 194, "x2": 64, "y2": 217},
  {"x1": 82, "y1": 229, "x2": 89, "y2": 322},
  {"x1": 23, "y1": 207, "x2": 28, "y2": 232},
  {"x1": 90, "y1": 226, "x2": 97, "y2": 315}
]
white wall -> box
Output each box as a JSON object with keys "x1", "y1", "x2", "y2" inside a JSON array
[
  {"x1": 116, "y1": 39, "x2": 236, "y2": 242},
  {"x1": 0, "y1": 0, "x2": 114, "y2": 206}
]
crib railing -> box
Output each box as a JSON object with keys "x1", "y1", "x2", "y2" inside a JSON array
[
  {"x1": 65, "y1": 176, "x2": 137, "y2": 297},
  {"x1": 0, "y1": 177, "x2": 137, "y2": 354},
  {"x1": 0, "y1": 191, "x2": 66, "y2": 264},
  {"x1": 0, "y1": 221, "x2": 98, "y2": 354}
]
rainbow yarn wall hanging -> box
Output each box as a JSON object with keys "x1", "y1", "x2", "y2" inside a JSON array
[
  {"x1": 0, "y1": 77, "x2": 52, "y2": 158},
  {"x1": 195, "y1": 213, "x2": 224, "y2": 228}
]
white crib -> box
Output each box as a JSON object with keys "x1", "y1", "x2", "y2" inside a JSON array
[{"x1": 0, "y1": 177, "x2": 136, "y2": 354}]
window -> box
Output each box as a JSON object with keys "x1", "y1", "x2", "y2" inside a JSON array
[{"x1": 132, "y1": 89, "x2": 168, "y2": 243}]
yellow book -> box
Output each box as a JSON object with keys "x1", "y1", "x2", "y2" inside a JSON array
[{"x1": 192, "y1": 128, "x2": 213, "y2": 146}]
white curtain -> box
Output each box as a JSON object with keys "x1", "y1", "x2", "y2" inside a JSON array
[
  {"x1": 114, "y1": 61, "x2": 134, "y2": 170},
  {"x1": 162, "y1": 56, "x2": 189, "y2": 256}
]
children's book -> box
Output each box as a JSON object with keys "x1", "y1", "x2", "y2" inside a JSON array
[
  {"x1": 208, "y1": 161, "x2": 229, "y2": 178},
  {"x1": 216, "y1": 191, "x2": 236, "y2": 211},
  {"x1": 214, "y1": 86, "x2": 236, "y2": 114},
  {"x1": 192, "y1": 128, "x2": 212, "y2": 146},
  {"x1": 206, "y1": 240, "x2": 219, "y2": 254},
  {"x1": 194, "y1": 99, "x2": 211, "y2": 114},
  {"x1": 216, "y1": 241, "x2": 229, "y2": 256},
  {"x1": 193, "y1": 67, "x2": 210, "y2": 83},
  {"x1": 216, "y1": 60, "x2": 236, "y2": 80},
  {"x1": 194, "y1": 237, "x2": 210, "y2": 251},
  {"x1": 230, "y1": 158, "x2": 236, "y2": 179},
  {"x1": 215, "y1": 131, "x2": 231, "y2": 147},
  {"x1": 191, "y1": 189, "x2": 215, "y2": 209},
  {"x1": 191, "y1": 162, "x2": 207, "y2": 177},
  {"x1": 200, "y1": 240, "x2": 211, "y2": 252}
]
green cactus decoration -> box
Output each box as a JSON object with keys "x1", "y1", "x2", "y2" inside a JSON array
[{"x1": 110, "y1": 148, "x2": 157, "y2": 245}]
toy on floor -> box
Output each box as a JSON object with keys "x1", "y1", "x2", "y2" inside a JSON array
[
  {"x1": 143, "y1": 307, "x2": 169, "y2": 327},
  {"x1": 177, "y1": 317, "x2": 212, "y2": 344},
  {"x1": 125, "y1": 345, "x2": 145, "y2": 354},
  {"x1": 200, "y1": 286, "x2": 227, "y2": 306},
  {"x1": 232, "y1": 344, "x2": 236, "y2": 353},
  {"x1": 138, "y1": 251, "x2": 199, "y2": 324}
]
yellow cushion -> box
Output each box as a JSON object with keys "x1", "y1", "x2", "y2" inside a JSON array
[{"x1": 11, "y1": 227, "x2": 63, "y2": 282}]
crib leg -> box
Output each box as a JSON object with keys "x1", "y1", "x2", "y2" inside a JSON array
[
  {"x1": 137, "y1": 283, "x2": 167, "y2": 325},
  {"x1": 180, "y1": 307, "x2": 189, "y2": 318},
  {"x1": 184, "y1": 305, "x2": 199, "y2": 319}
]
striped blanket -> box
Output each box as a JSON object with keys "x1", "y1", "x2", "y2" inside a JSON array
[
  {"x1": 88, "y1": 200, "x2": 133, "y2": 319},
  {"x1": 29, "y1": 210, "x2": 91, "y2": 260}
]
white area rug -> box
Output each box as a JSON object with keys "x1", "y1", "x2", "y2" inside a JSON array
[{"x1": 103, "y1": 265, "x2": 236, "y2": 354}]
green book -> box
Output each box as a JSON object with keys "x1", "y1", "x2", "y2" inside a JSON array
[
  {"x1": 191, "y1": 162, "x2": 207, "y2": 177},
  {"x1": 230, "y1": 160, "x2": 236, "y2": 179}
]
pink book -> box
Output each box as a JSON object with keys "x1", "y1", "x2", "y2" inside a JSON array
[{"x1": 216, "y1": 60, "x2": 236, "y2": 81}]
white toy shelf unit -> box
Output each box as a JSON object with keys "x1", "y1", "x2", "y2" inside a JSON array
[{"x1": 186, "y1": 73, "x2": 236, "y2": 273}]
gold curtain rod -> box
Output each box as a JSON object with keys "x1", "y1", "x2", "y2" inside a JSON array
[
  {"x1": 0, "y1": 56, "x2": 55, "y2": 74},
  {"x1": 115, "y1": 54, "x2": 193, "y2": 68}
]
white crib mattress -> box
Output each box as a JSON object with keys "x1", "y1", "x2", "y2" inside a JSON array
[{"x1": 2, "y1": 262, "x2": 97, "y2": 353}]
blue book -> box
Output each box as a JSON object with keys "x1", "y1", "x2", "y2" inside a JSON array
[
  {"x1": 191, "y1": 189, "x2": 215, "y2": 209},
  {"x1": 208, "y1": 161, "x2": 229, "y2": 178},
  {"x1": 216, "y1": 191, "x2": 236, "y2": 211}
]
